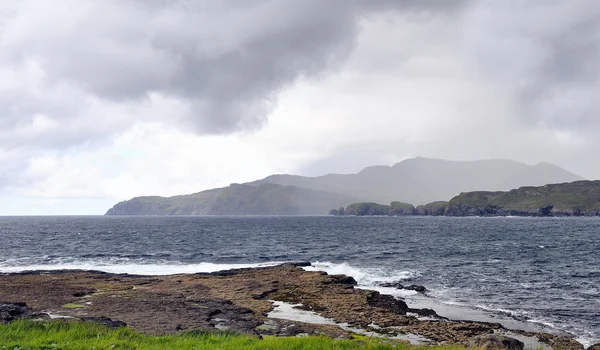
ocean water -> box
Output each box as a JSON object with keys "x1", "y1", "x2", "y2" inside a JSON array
[{"x1": 0, "y1": 216, "x2": 598, "y2": 345}]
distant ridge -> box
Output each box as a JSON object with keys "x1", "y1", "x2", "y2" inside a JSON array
[
  {"x1": 251, "y1": 157, "x2": 584, "y2": 205},
  {"x1": 105, "y1": 157, "x2": 583, "y2": 215}
]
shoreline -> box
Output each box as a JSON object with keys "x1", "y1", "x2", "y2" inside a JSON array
[{"x1": 0, "y1": 263, "x2": 590, "y2": 349}]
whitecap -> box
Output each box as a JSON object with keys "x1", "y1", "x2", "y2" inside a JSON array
[{"x1": 0, "y1": 260, "x2": 284, "y2": 275}]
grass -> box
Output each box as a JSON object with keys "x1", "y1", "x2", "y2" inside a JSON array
[
  {"x1": 62, "y1": 304, "x2": 84, "y2": 309},
  {"x1": 0, "y1": 320, "x2": 467, "y2": 350}
]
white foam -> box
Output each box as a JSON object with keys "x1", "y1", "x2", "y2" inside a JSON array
[
  {"x1": 303, "y1": 261, "x2": 418, "y2": 298},
  {"x1": 0, "y1": 261, "x2": 283, "y2": 275},
  {"x1": 304, "y1": 261, "x2": 414, "y2": 286}
]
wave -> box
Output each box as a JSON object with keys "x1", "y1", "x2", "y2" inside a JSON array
[
  {"x1": 0, "y1": 257, "x2": 283, "y2": 275},
  {"x1": 1, "y1": 257, "x2": 596, "y2": 346},
  {"x1": 303, "y1": 261, "x2": 420, "y2": 297}
]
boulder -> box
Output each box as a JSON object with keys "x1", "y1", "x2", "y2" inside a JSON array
[
  {"x1": 405, "y1": 284, "x2": 427, "y2": 293},
  {"x1": 366, "y1": 291, "x2": 408, "y2": 314},
  {"x1": 587, "y1": 344, "x2": 600, "y2": 350},
  {"x1": 408, "y1": 307, "x2": 440, "y2": 318},
  {"x1": 378, "y1": 282, "x2": 404, "y2": 289},
  {"x1": 327, "y1": 275, "x2": 357, "y2": 286},
  {"x1": 0, "y1": 301, "x2": 30, "y2": 322},
  {"x1": 469, "y1": 334, "x2": 524, "y2": 350}
]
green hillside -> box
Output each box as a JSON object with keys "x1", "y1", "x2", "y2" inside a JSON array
[
  {"x1": 446, "y1": 180, "x2": 600, "y2": 216},
  {"x1": 330, "y1": 181, "x2": 600, "y2": 217}
]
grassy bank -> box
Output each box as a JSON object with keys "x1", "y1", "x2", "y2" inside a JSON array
[{"x1": 0, "y1": 320, "x2": 466, "y2": 350}]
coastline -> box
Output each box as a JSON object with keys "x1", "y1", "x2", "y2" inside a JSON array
[{"x1": 0, "y1": 263, "x2": 589, "y2": 349}]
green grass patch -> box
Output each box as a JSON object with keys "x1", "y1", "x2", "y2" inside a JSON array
[
  {"x1": 62, "y1": 303, "x2": 85, "y2": 309},
  {"x1": 0, "y1": 320, "x2": 467, "y2": 350}
]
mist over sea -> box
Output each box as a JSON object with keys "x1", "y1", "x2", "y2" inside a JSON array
[{"x1": 1, "y1": 216, "x2": 598, "y2": 345}]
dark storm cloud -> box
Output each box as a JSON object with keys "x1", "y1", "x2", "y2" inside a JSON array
[{"x1": 0, "y1": 0, "x2": 469, "y2": 136}]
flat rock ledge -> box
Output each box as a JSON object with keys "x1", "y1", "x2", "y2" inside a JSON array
[{"x1": 0, "y1": 264, "x2": 583, "y2": 349}]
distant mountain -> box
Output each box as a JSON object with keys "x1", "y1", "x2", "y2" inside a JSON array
[
  {"x1": 105, "y1": 183, "x2": 359, "y2": 216},
  {"x1": 105, "y1": 157, "x2": 584, "y2": 216},
  {"x1": 251, "y1": 157, "x2": 584, "y2": 205}
]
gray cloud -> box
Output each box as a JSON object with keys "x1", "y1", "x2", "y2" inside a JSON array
[
  {"x1": 0, "y1": 0, "x2": 469, "y2": 137},
  {"x1": 3, "y1": 0, "x2": 600, "y2": 209},
  {"x1": 463, "y1": 1, "x2": 600, "y2": 131}
]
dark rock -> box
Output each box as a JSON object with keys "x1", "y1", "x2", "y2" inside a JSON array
[
  {"x1": 408, "y1": 307, "x2": 440, "y2": 318},
  {"x1": 588, "y1": 344, "x2": 600, "y2": 350},
  {"x1": 469, "y1": 334, "x2": 524, "y2": 350},
  {"x1": 0, "y1": 301, "x2": 30, "y2": 322},
  {"x1": 366, "y1": 291, "x2": 408, "y2": 314},
  {"x1": 539, "y1": 205, "x2": 554, "y2": 217},
  {"x1": 252, "y1": 288, "x2": 278, "y2": 300},
  {"x1": 73, "y1": 289, "x2": 95, "y2": 297},
  {"x1": 208, "y1": 309, "x2": 222, "y2": 317},
  {"x1": 405, "y1": 284, "x2": 427, "y2": 293},
  {"x1": 81, "y1": 316, "x2": 127, "y2": 329},
  {"x1": 328, "y1": 209, "x2": 339, "y2": 216},
  {"x1": 327, "y1": 275, "x2": 357, "y2": 286},
  {"x1": 378, "y1": 282, "x2": 404, "y2": 289}
]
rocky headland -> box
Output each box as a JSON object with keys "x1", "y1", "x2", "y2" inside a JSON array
[
  {"x1": 106, "y1": 183, "x2": 358, "y2": 216},
  {"x1": 329, "y1": 181, "x2": 600, "y2": 217},
  {"x1": 0, "y1": 263, "x2": 586, "y2": 349}
]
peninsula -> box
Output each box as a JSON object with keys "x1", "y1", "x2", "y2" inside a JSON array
[{"x1": 330, "y1": 181, "x2": 600, "y2": 217}]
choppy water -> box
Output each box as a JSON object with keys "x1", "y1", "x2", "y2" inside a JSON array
[{"x1": 0, "y1": 216, "x2": 598, "y2": 345}]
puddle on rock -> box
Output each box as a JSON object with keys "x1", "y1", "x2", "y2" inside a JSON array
[
  {"x1": 267, "y1": 300, "x2": 432, "y2": 345},
  {"x1": 497, "y1": 330, "x2": 552, "y2": 350}
]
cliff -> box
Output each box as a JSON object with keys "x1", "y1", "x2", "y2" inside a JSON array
[
  {"x1": 446, "y1": 180, "x2": 600, "y2": 217},
  {"x1": 106, "y1": 183, "x2": 358, "y2": 216},
  {"x1": 331, "y1": 181, "x2": 600, "y2": 217}
]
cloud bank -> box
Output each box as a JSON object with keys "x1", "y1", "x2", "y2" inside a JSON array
[{"x1": 0, "y1": 0, "x2": 598, "y2": 214}]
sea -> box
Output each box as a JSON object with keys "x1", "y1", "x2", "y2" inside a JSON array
[{"x1": 0, "y1": 216, "x2": 598, "y2": 346}]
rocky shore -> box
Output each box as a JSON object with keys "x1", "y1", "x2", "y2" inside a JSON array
[{"x1": 0, "y1": 263, "x2": 589, "y2": 349}]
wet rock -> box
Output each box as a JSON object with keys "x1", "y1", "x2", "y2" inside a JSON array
[
  {"x1": 469, "y1": 334, "x2": 524, "y2": 350},
  {"x1": 378, "y1": 282, "x2": 404, "y2": 289},
  {"x1": 0, "y1": 264, "x2": 586, "y2": 348},
  {"x1": 327, "y1": 275, "x2": 357, "y2": 286},
  {"x1": 73, "y1": 289, "x2": 96, "y2": 297},
  {"x1": 0, "y1": 301, "x2": 30, "y2": 322},
  {"x1": 81, "y1": 316, "x2": 127, "y2": 328},
  {"x1": 408, "y1": 307, "x2": 440, "y2": 318},
  {"x1": 366, "y1": 291, "x2": 408, "y2": 314},
  {"x1": 405, "y1": 284, "x2": 427, "y2": 293},
  {"x1": 256, "y1": 318, "x2": 349, "y2": 338},
  {"x1": 587, "y1": 344, "x2": 600, "y2": 350},
  {"x1": 252, "y1": 288, "x2": 278, "y2": 300},
  {"x1": 535, "y1": 332, "x2": 585, "y2": 349}
]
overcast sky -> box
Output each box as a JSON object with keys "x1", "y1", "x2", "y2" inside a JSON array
[{"x1": 1, "y1": 0, "x2": 599, "y2": 215}]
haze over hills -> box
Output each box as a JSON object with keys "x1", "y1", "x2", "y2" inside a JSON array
[
  {"x1": 105, "y1": 157, "x2": 584, "y2": 215},
  {"x1": 106, "y1": 183, "x2": 359, "y2": 216},
  {"x1": 251, "y1": 157, "x2": 584, "y2": 205}
]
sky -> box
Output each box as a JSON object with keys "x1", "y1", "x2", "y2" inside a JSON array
[{"x1": 1, "y1": 0, "x2": 599, "y2": 215}]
